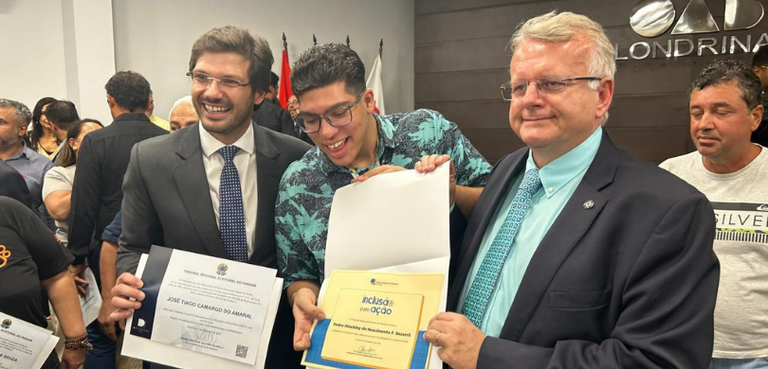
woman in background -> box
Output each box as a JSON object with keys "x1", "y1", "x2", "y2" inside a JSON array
[
  {"x1": 43, "y1": 119, "x2": 103, "y2": 246},
  {"x1": 28, "y1": 97, "x2": 59, "y2": 160}
]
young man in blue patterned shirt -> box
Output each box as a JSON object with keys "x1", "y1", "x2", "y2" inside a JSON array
[{"x1": 277, "y1": 43, "x2": 492, "y2": 352}]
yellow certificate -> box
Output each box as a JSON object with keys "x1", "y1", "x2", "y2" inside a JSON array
[{"x1": 302, "y1": 271, "x2": 444, "y2": 369}]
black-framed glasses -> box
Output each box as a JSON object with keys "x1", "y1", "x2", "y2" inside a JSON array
[
  {"x1": 186, "y1": 72, "x2": 249, "y2": 89},
  {"x1": 295, "y1": 90, "x2": 365, "y2": 133},
  {"x1": 500, "y1": 77, "x2": 602, "y2": 101}
]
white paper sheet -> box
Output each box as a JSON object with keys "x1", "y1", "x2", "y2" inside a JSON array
[
  {"x1": 79, "y1": 267, "x2": 101, "y2": 326},
  {"x1": 121, "y1": 254, "x2": 283, "y2": 369},
  {"x1": 316, "y1": 164, "x2": 451, "y2": 369}
]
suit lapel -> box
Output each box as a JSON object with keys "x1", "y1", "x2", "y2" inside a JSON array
[
  {"x1": 172, "y1": 125, "x2": 228, "y2": 258},
  {"x1": 498, "y1": 132, "x2": 619, "y2": 340},
  {"x1": 448, "y1": 150, "x2": 528, "y2": 310},
  {"x1": 250, "y1": 124, "x2": 283, "y2": 267}
]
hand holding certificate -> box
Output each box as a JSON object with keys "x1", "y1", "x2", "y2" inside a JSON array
[{"x1": 117, "y1": 246, "x2": 284, "y2": 369}]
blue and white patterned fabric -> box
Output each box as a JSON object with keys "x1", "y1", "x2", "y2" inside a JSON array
[
  {"x1": 218, "y1": 145, "x2": 248, "y2": 262},
  {"x1": 461, "y1": 168, "x2": 542, "y2": 327}
]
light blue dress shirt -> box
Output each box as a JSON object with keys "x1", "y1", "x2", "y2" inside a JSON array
[{"x1": 458, "y1": 127, "x2": 603, "y2": 337}]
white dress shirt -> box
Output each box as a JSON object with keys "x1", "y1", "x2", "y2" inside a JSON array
[{"x1": 198, "y1": 122, "x2": 258, "y2": 258}]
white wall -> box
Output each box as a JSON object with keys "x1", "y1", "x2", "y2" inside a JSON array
[
  {"x1": 0, "y1": 0, "x2": 115, "y2": 125},
  {"x1": 112, "y1": 0, "x2": 415, "y2": 120}
]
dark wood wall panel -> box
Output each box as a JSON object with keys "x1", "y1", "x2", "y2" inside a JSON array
[{"x1": 414, "y1": 0, "x2": 768, "y2": 164}]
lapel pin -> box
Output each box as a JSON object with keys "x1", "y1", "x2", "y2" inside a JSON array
[{"x1": 583, "y1": 200, "x2": 595, "y2": 210}]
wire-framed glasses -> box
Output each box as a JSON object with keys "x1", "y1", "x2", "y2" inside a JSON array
[{"x1": 500, "y1": 77, "x2": 602, "y2": 101}]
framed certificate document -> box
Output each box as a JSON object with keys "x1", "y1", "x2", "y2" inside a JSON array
[
  {"x1": 302, "y1": 271, "x2": 444, "y2": 369},
  {"x1": 121, "y1": 246, "x2": 283, "y2": 369}
]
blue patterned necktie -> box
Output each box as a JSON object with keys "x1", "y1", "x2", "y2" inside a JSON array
[
  {"x1": 461, "y1": 168, "x2": 542, "y2": 327},
  {"x1": 218, "y1": 145, "x2": 248, "y2": 262}
]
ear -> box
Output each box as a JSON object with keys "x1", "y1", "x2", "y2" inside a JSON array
[
  {"x1": 362, "y1": 88, "x2": 376, "y2": 114},
  {"x1": 17, "y1": 123, "x2": 28, "y2": 137},
  {"x1": 107, "y1": 95, "x2": 116, "y2": 109},
  {"x1": 750, "y1": 104, "x2": 764, "y2": 132},
  {"x1": 253, "y1": 90, "x2": 266, "y2": 105},
  {"x1": 69, "y1": 137, "x2": 77, "y2": 150},
  {"x1": 595, "y1": 78, "x2": 615, "y2": 122}
]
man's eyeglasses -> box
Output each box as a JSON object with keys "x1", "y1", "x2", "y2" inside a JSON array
[
  {"x1": 500, "y1": 77, "x2": 602, "y2": 101},
  {"x1": 295, "y1": 90, "x2": 365, "y2": 133},
  {"x1": 186, "y1": 72, "x2": 249, "y2": 89}
]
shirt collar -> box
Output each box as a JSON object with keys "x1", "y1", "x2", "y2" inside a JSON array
[
  {"x1": 525, "y1": 126, "x2": 603, "y2": 198},
  {"x1": 199, "y1": 120, "x2": 255, "y2": 158},
  {"x1": 5, "y1": 141, "x2": 31, "y2": 161}
]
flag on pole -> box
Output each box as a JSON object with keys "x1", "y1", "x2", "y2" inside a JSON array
[
  {"x1": 366, "y1": 54, "x2": 385, "y2": 115},
  {"x1": 278, "y1": 48, "x2": 293, "y2": 110}
]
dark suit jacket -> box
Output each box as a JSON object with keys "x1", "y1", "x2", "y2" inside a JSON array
[
  {"x1": 0, "y1": 160, "x2": 32, "y2": 209},
  {"x1": 117, "y1": 122, "x2": 310, "y2": 369},
  {"x1": 448, "y1": 132, "x2": 719, "y2": 368},
  {"x1": 68, "y1": 113, "x2": 167, "y2": 262},
  {"x1": 253, "y1": 99, "x2": 295, "y2": 136}
]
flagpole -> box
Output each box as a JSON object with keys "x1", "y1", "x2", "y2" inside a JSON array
[
  {"x1": 313, "y1": 34, "x2": 317, "y2": 46},
  {"x1": 346, "y1": 35, "x2": 350, "y2": 48},
  {"x1": 379, "y1": 38, "x2": 383, "y2": 56}
]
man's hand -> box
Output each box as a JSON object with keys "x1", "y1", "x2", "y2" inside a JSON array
[
  {"x1": 110, "y1": 272, "x2": 144, "y2": 325},
  {"x1": 60, "y1": 346, "x2": 86, "y2": 369},
  {"x1": 415, "y1": 155, "x2": 456, "y2": 207},
  {"x1": 98, "y1": 296, "x2": 118, "y2": 341},
  {"x1": 424, "y1": 312, "x2": 485, "y2": 369},
  {"x1": 68, "y1": 264, "x2": 89, "y2": 296},
  {"x1": 350, "y1": 165, "x2": 405, "y2": 183},
  {"x1": 292, "y1": 287, "x2": 326, "y2": 351}
]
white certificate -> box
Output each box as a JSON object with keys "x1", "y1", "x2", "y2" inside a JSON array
[
  {"x1": 0, "y1": 312, "x2": 59, "y2": 369},
  {"x1": 79, "y1": 267, "x2": 102, "y2": 326},
  {"x1": 122, "y1": 246, "x2": 283, "y2": 369}
]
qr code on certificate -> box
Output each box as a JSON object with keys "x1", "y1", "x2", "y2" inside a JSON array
[{"x1": 236, "y1": 344, "x2": 249, "y2": 359}]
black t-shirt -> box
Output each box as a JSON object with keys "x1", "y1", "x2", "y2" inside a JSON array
[{"x1": 0, "y1": 196, "x2": 73, "y2": 368}]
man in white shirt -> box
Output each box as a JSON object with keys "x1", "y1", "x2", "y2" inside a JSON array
[
  {"x1": 660, "y1": 59, "x2": 768, "y2": 368},
  {"x1": 109, "y1": 25, "x2": 310, "y2": 369}
]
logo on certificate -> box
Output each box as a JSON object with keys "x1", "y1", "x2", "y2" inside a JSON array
[
  {"x1": 1, "y1": 319, "x2": 11, "y2": 329},
  {"x1": 216, "y1": 263, "x2": 228, "y2": 276}
]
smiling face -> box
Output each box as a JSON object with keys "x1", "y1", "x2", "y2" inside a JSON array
[
  {"x1": 689, "y1": 81, "x2": 762, "y2": 165},
  {"x1": 298, "y1": 81, "x2": 377, "y2": 168},
  {"x1": 191, "y1": 52, "x2": 261, "y2": 144},
  {"x1": 508, "y1": 36, "x2": 613, "y2": 167}
]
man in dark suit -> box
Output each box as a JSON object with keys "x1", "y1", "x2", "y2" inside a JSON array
[
  {"x1": 109, "y1": 26, "x2": 310, "y2": 369},
  {"x1": 67, "y1": 70, "x2": 167, "y2": 368},
  {"x1": 253, "y1": 90, "x2": 295, "y2": 136},
  {"x1": 0, "y1": 160, "x2": 32, "y2": 208},
  {"x1": 419, "y1": 11, "x2": 719, "y2": 369}
]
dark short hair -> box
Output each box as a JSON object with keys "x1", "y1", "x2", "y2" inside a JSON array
[
  {"x1": 45, "y1": 100, "x2": 80, "y2": 131},
  {"x1": 56, "y1": 118, "x2": 103, "y2": 167},
  {"x1": 105, "y1": 71, "x2": 151, "y2": 112},
  {"x1": 270, "y1": 72, "x2": 279, "y2": 88},
  {"x1": 692, "y1": 60, "x2": 763, "y2": 110},
  {"x1": 29, "y1": 96, "x2": 57, "y2": 151},
  {"x1": 189, "y1": 26, "x2": 273, "y2": 93},
  {"x1": 753, "y1": 46, "x2": 768, "y2": 67},
  {"x1": 0, "y1": 98, "x2": 32, "y2": 128},
  {"x1": 291, "y1": 43, "x2": 366, "y2": 97}
]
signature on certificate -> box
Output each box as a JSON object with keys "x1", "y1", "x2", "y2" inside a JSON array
[{"x1": 354, "y1": 345, "x2": 377, "y2": 355}]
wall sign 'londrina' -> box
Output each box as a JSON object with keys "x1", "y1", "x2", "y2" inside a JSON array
[{"x1": 618, "y1": 0, "x2": 767, "y2": 60}]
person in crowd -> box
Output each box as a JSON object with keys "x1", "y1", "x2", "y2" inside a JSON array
[
  {"x1": 146, "y1": 92, "x2": 170, "y2": 131},
  {"x1": 0, "y1": 98, "x2": 54, "y2": 229},
  {"x1": 280, "y1": 43, "x2": 492, "y2": 352},
  {"x1": 0, "y1": 196, "x2": 88, "y2": 369},
  {"x1": 67, "y1": 71, "x2": 167, "y2": 369},
  {"x1": 661, "y1": 60, "x2": 768, "y2": 369},
  {"x1": 414, "y1": 11, "x2": 719, "y2": 369},
  {"x1": 28, "y1": 97, "x2": 59, "y2": 160},
  {"x1": 109, "y1": 25, "x2": 310, "y2": 369},
  {"x1": 266, "y1": 71, "x2": 280, "y2": 104},
  {"x1": 43, "y1": 119, "x2": 103, "y2": 247},
  {"x1": 286, "y1": 94, "x2": 312, "y2": 145},
  {"x1": 167, "y1": 95, "x2": 199, "y2": 132},
  {"x1": 253, "y1": 72, "x2": 295, "y2": 137},
  {"x1": 751, "y1": 47, "x2": 768, "y2": 146},
  {"x1": 44, "y1": 100, "x2": 81, "y2": 163},
  {"x1": 0, "y1": 159, "x2": 32, "y2": 208}
]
